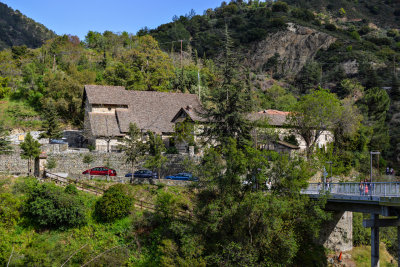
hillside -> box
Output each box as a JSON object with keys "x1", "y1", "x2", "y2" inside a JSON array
[
  {"x1": 284, "y1": 0, "x2": 400, "y2": 28},
  {"x1": 0, "y1": 2, "x2": 56, "y2": 50}
]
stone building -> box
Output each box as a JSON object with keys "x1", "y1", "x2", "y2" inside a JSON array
[
  {"x1": 248, "y1": 109, "x2": 333, "y2": 153},
  {"x1": 82, "y1": 85, "x2": 202, "y2": 151}
]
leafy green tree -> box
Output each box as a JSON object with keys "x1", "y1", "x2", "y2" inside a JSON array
[
  {"x1": 358, "y1": 87, "x2": 390, "y2": 152},
  {"x1": 0, "y1": 122, "x2": 12, "y2": 155},
  {"x1": 195, "y1": 142, "x2": 328, "y2": 266},
  {"x1": 0, "y1": 76, "x2": 11, "y2": 99},
  {"x1": 288, "y1": 89, "x2": 342, "y2": 159},
  {"x1": 118, "y1": 123, "x2": 147, "y2": 177},
  {"x1": 144, "y1": 132, "x2": 167, "y2": 178},
  {"x1": 39, "y1": 105, "x2": 63, "y2": 139},
  {"x1": 45, "y1": 157, "x2": 56, "y2": 170},
  {"x1": 82, "y1": 153, "x2": 94, "y2": 170},
  {"x1": 95, "y1": 184, "x2": 133, "y2": 222},
  {"x1": 0, "y1": 193, "x2": 20, "y2": 228},
  {"x1": 296, "y1": 61, "x2": 322, "y2": 94},
  {"x1": 24, "y1": 182, "x2": 87, "y2": 229},
  {"x1": 20, "y1": 132, "x2": 41, "y2": 176}
]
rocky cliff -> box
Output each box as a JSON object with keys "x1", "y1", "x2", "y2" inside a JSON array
[{"x1": 249, "y1": 23, "x2": 336, "y2": 77}]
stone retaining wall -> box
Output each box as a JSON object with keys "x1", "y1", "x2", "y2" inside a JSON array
[{"x1": 0, "y1": 145, "x2": 193, "y2": 179}]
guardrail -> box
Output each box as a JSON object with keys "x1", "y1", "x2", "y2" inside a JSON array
[{"x1": 302, "y1": 182, "x2": 400, "y2": 197}]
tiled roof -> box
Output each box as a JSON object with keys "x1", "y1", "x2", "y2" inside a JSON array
[
  {"x1": 84, "y1": 85, "x2": 130, "y2": 105},
  {"x1": 248, "y1": 109, "x2": 289, "y2": 126},
  {"x1": 84, "y1": 85, "x2": 202, "y2": 135},
  {"x1": 171, "y1": 105, "x2": 207, "y2": 123},
  {"x1": 88, "y1": 113, "x2": 125, "y2": 137}
]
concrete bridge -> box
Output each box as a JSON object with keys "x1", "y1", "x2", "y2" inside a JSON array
[{"x1": 302, "y1": 182, "x2": 400, "y2": 267}]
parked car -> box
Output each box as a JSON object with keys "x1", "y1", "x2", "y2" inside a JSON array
[
  {"x1": 125, "y1": 169, "x2": 158, "y2": 178},
  {"x1": 50, "y1": 139, "x2": 68, "y2": 145},
  {"x1": 82, "y1": 167, "x2": 117, "y2": 176},
  {"x1": 165, "y1": 172, "x2": 198, "y2": 181}
]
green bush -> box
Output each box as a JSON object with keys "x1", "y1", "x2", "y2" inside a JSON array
[
  {"x1": 353, "y1": 213, "x2": 370, "y2": 246},
  {"x1": 325, "y1": 23, "x2": 337, "y2": 31},
  {"x1": 272, "y1": 1, "x2": 288, "y2": 13},
  {"x1": 0, "y1": 193, "x2": 21, "y2": 228},
  {"x1": 24, "y1": 182, "x2": 88, "y2": 229},
  {"x1": 65, "y1": 184, "x2": 78, "y2": 195},
  {"x1": 95, "y1": 184, "x2": 134, "y2": 222}
]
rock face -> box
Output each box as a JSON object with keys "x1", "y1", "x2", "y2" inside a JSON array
[{"x1": 250, "y1": 23, "x2": 336, "y2": 77}]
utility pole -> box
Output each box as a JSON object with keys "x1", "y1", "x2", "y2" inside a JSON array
[
  {"x1": 52, "y1": 54, "x2": 56, "y2": 71},
  {"x1": 370, "y1": 151, "x2": 380, "y2": 183},
  {"x1": 197, "y1": 69, "x2": 201, "y2": 101},
  {"x1": 180, "y1": 40, "x2": 183, "y2": 69}
]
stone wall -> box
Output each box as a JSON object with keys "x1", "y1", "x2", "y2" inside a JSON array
[
  {"x1": 319, "y1": 211, "x2": 353, "y2": 252},
  {"x1": 0, "y1": 145, "x2": 193, "y2": 179}
]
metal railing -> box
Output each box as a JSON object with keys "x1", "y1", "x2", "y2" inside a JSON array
[{"x1": 302, "y1": 182, "x2": 400, "y2": 197}]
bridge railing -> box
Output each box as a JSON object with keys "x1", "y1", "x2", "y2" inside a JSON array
[{"x1": 302, "y1": 182, "x2": 400, "y2": 197}]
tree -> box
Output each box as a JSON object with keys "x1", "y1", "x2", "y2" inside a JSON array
[
  {"x1": 203, "y1": 25, "x2": 252, "y2": 147},
  {"x1": 288, "y1": 88, "x2": 342, "y2": 159},
  {"x1": 0, "y1": 122, "x2": 12, "y2": 155},
  {"x1": 24, "y1": 181, "x2": 87, "y2": 229},
  {"x1": 390, "y1": 75, "x2": 400, "y2": 101},
  {"x1": 296, "y1": 61, "x2": 322, "y2": 94},
  {"x1": 358, "y1": 87, "x2": 390, "y2": 152},
  {"x1": 118, "y1": 123, "x2": 147, "y2": 178},
  {"x1": 145, "y1": 132, "x2": 167, "y2": 178},
  {"x1": 20, "y1": 132, "x2": 41, "y2": 176},
  {"x1": 95, "y1": 185, "x2": 133, "y2": 222},
  {"x1": 82, "y1": 154, "x2": 94, "y2": 169},
  {"x1": 39, "y1": 105, "x2": 63, "y2": 139}
]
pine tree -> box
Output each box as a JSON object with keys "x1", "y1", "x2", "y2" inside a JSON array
[
  {"x1": 20, "y1": 132, "x2": 41, "y2": 176},
  {"x1": 204, "y1": 25, "x2": 252, "y2": 147},
  {"x1": 39, "y1": 105, "x2": 62, "y2": 139}
]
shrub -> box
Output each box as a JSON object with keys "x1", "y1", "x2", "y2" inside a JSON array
[
  {"x1": 24, "y1": 182, "x2": 87, "y2": 229},
  {"x1": 0, "y1": 193, "x2": 21, "y2": 228},
  {"x1": 325, "y1": 23, "x2": 337, "y2": 31},
  {"x1": 272, "y1": 1, "x2": 288, "y2": 13},
  {"x1": 65, "y1": 184, "x2": 78, "y2": 195},
  {"x1": 95, "y1": 184, "x2": 133, "y2": 222}
]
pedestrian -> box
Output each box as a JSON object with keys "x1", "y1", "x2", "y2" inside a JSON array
[
  {"x1": 390, "y1": 168, "x2": 394, "y2": 176},
  {"x1": 359, "y1": 181, "x2": 364, "y2": 196},
  {"x1": 365, "y1": 181, "x2": 369, "y2": 195},
  {"x1": 386, "y1": 167, "x2": 390, "y2": 175},
  {"x1": 266, "y1": 180, "x2": 272, "y2": 190}
]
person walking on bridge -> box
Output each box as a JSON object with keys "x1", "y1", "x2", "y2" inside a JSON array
[
  {"x1": 359, "y1": 181, "x2": 364, "y2": 196},
  {"x1": 364, "y1": 180, "x2": 369, "y2": 195}
]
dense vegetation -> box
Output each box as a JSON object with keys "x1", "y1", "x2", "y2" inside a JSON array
[{"x1": 0, "y1": 3, "x2": 56, "y2": 50}]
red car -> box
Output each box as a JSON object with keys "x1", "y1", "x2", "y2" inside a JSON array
[{"x1": 82, "y1": 167, "x2": 117, "y2": 176}]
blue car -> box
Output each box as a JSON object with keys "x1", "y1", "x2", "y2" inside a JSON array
[
  {"x1": 125, "y1": 170, "x2": 158, "y2": 178},
  {"x1": 165, "y1": 172, "x2": 198, "y2": 181}
]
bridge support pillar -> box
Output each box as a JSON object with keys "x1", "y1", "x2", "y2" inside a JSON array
[
  {"x1": 398, "y1": 226, "x2": 400, "y2": 267},
  {"x1": 371, "y1": 214, "x2": 379, "y2": 267},
  {"x1": 319, "y1": 211, "x2": 353, "y2": 252}
]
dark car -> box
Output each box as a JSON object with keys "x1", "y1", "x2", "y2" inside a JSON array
[
  {"x1": 165, "y1": 172, "x2": 198, "y2": 181},
  {"x1": 82, "y1": 167, "x2": 117, "y2": 176},
  {"x1": 125, "y1": 170, "x2": 158, "y2": 178}
]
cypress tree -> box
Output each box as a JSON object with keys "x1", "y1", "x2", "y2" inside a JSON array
[
  {"x1": 40, "y1": 105, "x2": 62, "y2": 139},
  {"x1": 204, "y1": 25, "x2": 252, "y2": 147}
]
